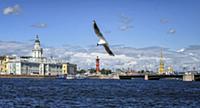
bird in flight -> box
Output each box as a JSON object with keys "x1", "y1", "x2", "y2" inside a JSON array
[{"x1": 93, "y1": 20, "x2": 115, "y2": 56}]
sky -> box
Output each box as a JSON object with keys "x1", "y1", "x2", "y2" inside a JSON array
[
  {"x1": 0, "y1": 0, "x2": 200, "y2": 50},
  {"x1": 0, "y1": 0, "x2": 200, "y2": 71}
]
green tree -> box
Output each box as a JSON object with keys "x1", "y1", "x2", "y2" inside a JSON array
[
  {"x1": 101, "y1": 68, "x2": 112, "y2": 75},
  {"x1": 77, "y1": 69, "x2": 86, "y2": 74},
  {"x1": 89, "y1": 68, "x2": 96, "y2": 74}
]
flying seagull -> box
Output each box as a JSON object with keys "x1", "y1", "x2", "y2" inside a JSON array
[{"x1": 93, "y1": 20, "x2": 115, "y2": 56}]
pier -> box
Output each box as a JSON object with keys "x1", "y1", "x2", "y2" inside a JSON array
[{"x1": 119, "y1": 74, "x2": 200, "y2": 81}]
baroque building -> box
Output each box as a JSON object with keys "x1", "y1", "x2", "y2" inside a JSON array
[{"x1": 6, "y1": 35, "x2": 77, "y2": 76}]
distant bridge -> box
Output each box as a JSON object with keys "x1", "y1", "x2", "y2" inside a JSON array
[{"x1": 119, "y1": 74, "x2": 200, "y2": 81}]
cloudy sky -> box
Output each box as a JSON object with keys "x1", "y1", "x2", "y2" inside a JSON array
[{"x1": 0, "y1": 0, "x2": 200, "y2": 71}]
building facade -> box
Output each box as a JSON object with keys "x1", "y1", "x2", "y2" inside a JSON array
[
  {"x1": 0, "y1": 56, "x2": 16, "y2": 74},
  {"x1": 8, "y1": 60, "x2": 40, "y2": 75},
  {"x1": 62, "y1": 63, "x2": 77, "y2": 75},
  {"x1": 45, "y1": 63, "x2": 62, "y2": 76},
  {"x1": 5, "y1": 35, "x2": 77, "y2": 76},
  {"x1": 0, "y1": 56, "x2": 7, "y2": 74}
]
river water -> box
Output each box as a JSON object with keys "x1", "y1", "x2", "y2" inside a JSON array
[{"x1": 0, "y1": 78, "x2": 200, "y2": 108}]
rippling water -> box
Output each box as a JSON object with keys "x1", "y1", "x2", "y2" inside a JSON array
[{"x1": 0, "y1": 78, "x2": 200, "y2": 108}]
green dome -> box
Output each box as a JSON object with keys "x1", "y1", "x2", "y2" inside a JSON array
[{"x1": 35, "y1": 35, "x2": 40, "y2": 43}]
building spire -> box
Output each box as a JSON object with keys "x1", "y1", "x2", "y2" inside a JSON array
[
  {"x1": 35, "y1": 35, "x2": 40, "y2": 43},
  {"x1": 32, "y1": 35, "x2": 43, "y2": 58},
  {"x1": 159, "y1": 48, "x2": 164, "y2": 74},
  {"x1": 36, "y1": 34, "x2": 39, "y2": 39}
]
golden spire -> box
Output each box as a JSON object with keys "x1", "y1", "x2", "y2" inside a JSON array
[{"x1": 159, "y1": 48, "x2": 164, "y2": 74}]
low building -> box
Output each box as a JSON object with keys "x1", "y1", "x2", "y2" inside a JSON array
[
  {"x1": 8, "y1": 60, "x2": 40, "y2": 75},
  {"x1": 0, "y1": 56, "x2": 6, "y2": 74},
  {"x1": 62, "y1": 63, "x2": 77, "y2": 75},
  {"x1": 44, "y1": 63, "x2": 62, "y2": 76},
  {"x1": 0, "y1": 56, "x2": 16, "y2": 74},
  {"x1": 8, "y1": 61, "x2": 63, "y2": 76}
]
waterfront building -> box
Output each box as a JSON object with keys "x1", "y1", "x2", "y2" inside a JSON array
[
  {"x1": 62, "y1": 63, "x2": 77, "y2": 75},
  {"x1": 8, "y1": 60, "x2": 63, "y2": 76},
  {"x1": 0, "y1": 56, "x2": 7, "y2": 74},
  {"x1": 166, "y1": 65, "x2": 174, "y2": 75},
  {"x1": 5, "y1": 35, "x2": 77, "y2": 76},
  {"x1": 62, "y1": 63, "x2": 67, "y2": 75},
  {"x1": 0, "y1": 56, "x2": 16, "y2": 74},
  {"x1": 7, "y1": 35, "x2": 46, "y2": 75},
  {"x1": 45, "y1": 63, "x2": 62, "y2": 76},
  {"x1": 169, "y1": 65, "x2": 173, "y2": 73},
  {"x1": 8, "y1": 60, "x2": 40, "y2": 75}
]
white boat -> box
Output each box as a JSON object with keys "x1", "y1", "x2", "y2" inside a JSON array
[{"x1": 66, "y1": 75, "x2": 76, "y2": 79}]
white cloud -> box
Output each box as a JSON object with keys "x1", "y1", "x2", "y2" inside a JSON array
[
  {"x1": 189, "y1": 53, "x2": 194, "y2": 56},
  {"x1": 31, "y1": 23, "x2": 48, "y2": 28},
  {"x1": 177, "y1": 48, "x2": 185, "y2": 52},
  {"x1": 119, "y1": 14, "x2": 133, "y2": 31},
  {"x1": 119, "y1": 25, "x2": 133, "y2": 31},
  {"x1": 0, "y1": 41, "x2": 32, "y2": 56},
  {"x1": 167, "y1": 28, "x2": 176, "y2": 34},
  {"x1": 3, "y1": 4, "x2": 21, "y2": 15},
  {"x1": 0, "y1": 40, "x2": 200, "y2": 71},
  {"x1": 160, "y1": 18, "x2": 169, "y2": 24}
]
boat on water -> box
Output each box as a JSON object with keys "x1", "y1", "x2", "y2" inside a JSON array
[
  {"x1": 75, "y1": 74, "x2": 87, "y2": 79},
  {"x1": 66, "y1": 75, "x2": 76, "y2": 79},
  {"x1": 55, "y1": 75, "x2": 65, "y2": 80},
  {"x1": 56, "y1": 74, "x2": 87, "y2": 80}
]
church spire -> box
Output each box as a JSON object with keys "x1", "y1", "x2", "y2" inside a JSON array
[
  {"x1": 35, "y1": 35, "x2": 40, "y2": 43},
  {"x1": 159, "y1": 48, "x2": 164, "y2": 74}
]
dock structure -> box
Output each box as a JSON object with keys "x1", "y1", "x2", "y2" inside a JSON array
[{"x1": 119, "y1": 74, "x2": 200, "y2": 81}]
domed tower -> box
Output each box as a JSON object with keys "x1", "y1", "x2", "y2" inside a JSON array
[{"x1": 32, "y1": 35, "x2": 43, "y2": 58}]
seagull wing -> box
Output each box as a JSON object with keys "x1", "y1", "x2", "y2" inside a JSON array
[
  {"x1": 103, "y1": 44, "x2": 115, "y2": 56},
  {"x1": 93, "y1": 20, "x2": 115, "y2": 56},
  {"x1": 93, "y1": 21, "x2": 106, "y2": 40}
]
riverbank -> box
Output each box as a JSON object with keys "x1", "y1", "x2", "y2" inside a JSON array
[{"x1": 0, "y1": 75, "x2": 57, "y2": 79}]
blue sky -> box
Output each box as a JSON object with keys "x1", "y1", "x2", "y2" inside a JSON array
[{"x1": 0, "y1": 0, "x2": 200, "y2": 50}]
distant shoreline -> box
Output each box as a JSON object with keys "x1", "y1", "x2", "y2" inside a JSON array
[{"x1": 0, "y1": 75, "x2": 57, "y2": 79}]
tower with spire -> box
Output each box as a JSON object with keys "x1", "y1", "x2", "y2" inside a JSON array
[
  {"x1": 32, "y1": 35, "x2": 43, "y2": 58},
  {"x1": 158, "y1": 49, "x2": 165, "y2": 74}
]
